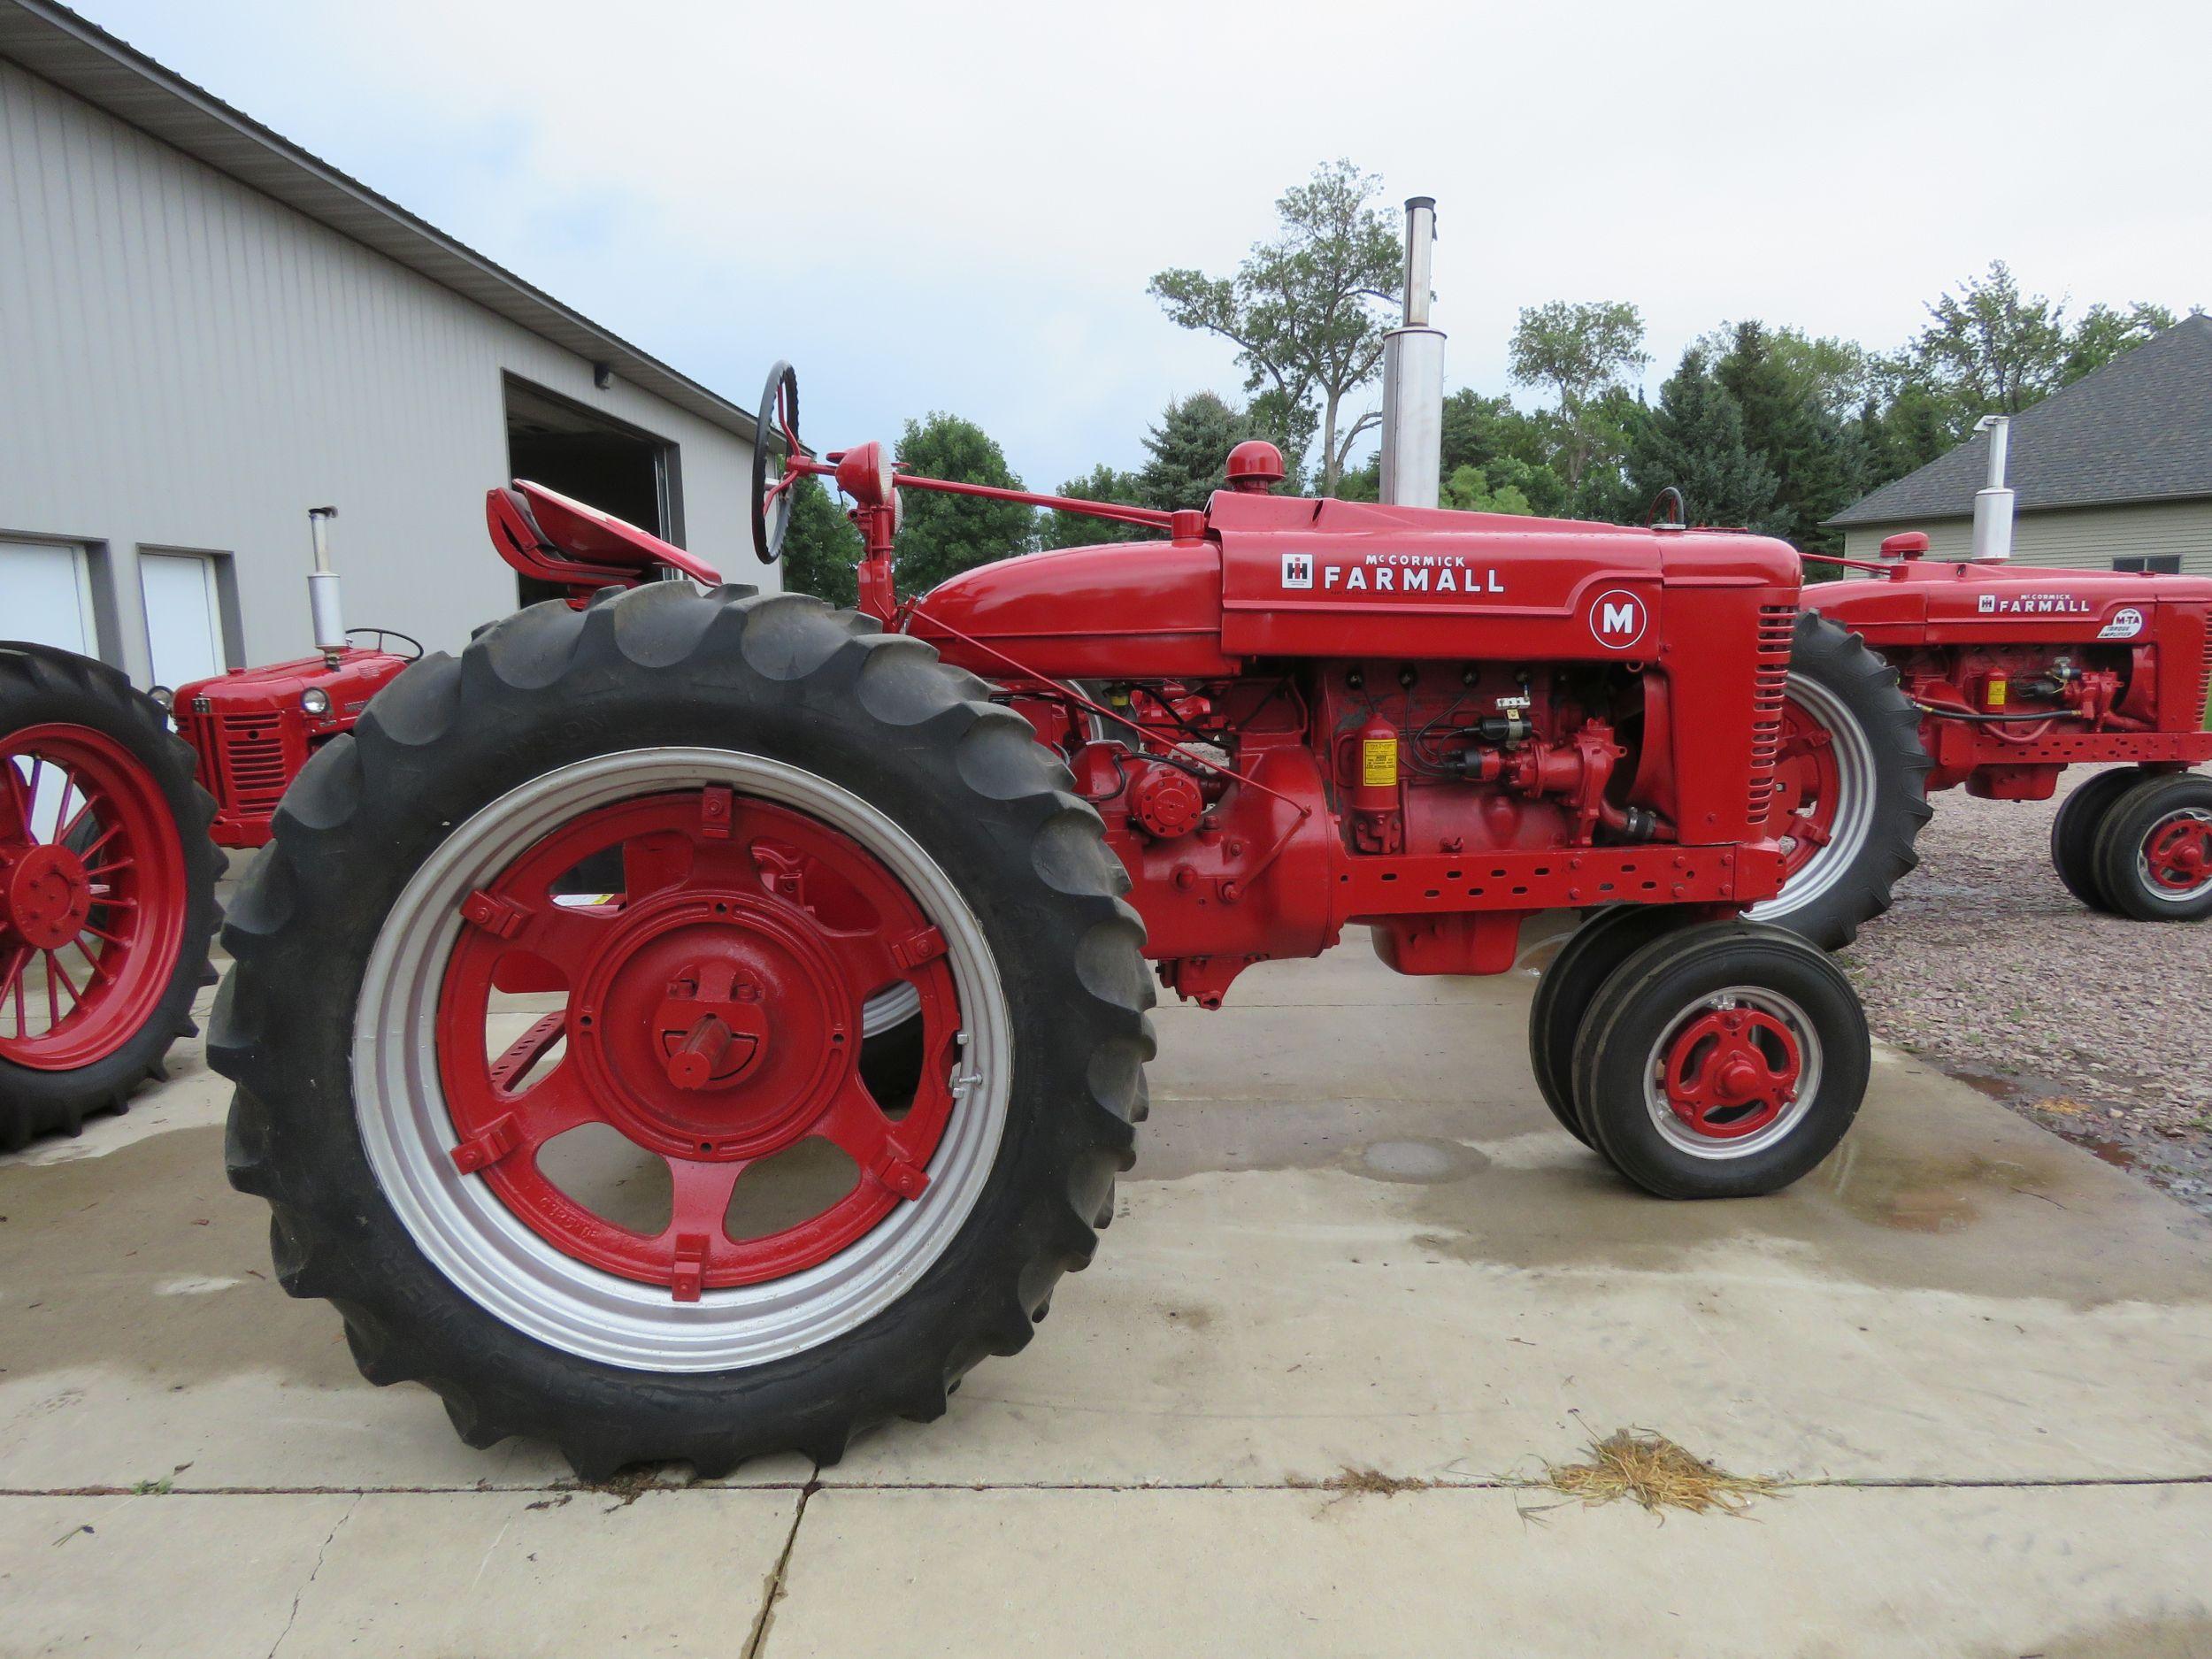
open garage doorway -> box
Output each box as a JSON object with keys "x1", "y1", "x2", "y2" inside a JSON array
[{"x1": 503, "y1": 377, "x2": 684, "y2": 606}]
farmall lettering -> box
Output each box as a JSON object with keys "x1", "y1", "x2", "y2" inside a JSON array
[
  {"x1": 1285, "y1": 551, "x2": 1507, "y2": 597},
  {"x1": 1976, "y1": 591, "x2": 2093, "y2": 616}
]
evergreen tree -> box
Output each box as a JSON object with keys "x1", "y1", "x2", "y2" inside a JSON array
[
  {"x1": 1043, "y1": 463, "x2": 1148, "y2": 550},
  {"x1": 1623, "y1": 349, "x2": 1781, "y2": 534},
  {"x1": 1716, "y1": 320, "x2": 1865, "y2": 553},
  {"x1": 1135, "y1": 392, "x2": 1255, "y2": 511},
  {"x1": 890, "y1": 413, "x2": 1036, "y2": 597}
]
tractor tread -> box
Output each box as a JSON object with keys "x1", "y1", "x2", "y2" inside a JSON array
[
  {"x1": 0, "y1": 641, "x2": 222, "y2": 1149},
  {"x1": 213, "y1": 583, "x2": 1153, "y2": 1479}
]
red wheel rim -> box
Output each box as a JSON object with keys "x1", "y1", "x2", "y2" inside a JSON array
[
  {"x1": 1770, "y1": 695, "x2": 1839, "y2": 880},
  {"x1": 434, "y1": 787, "x2": 964, "y2": 1301},
  {"x1": 0, "y1": 725, "x2": 190, "y2": 1071},
  {"x1": 2141, "y1": 812, "x2": 2212, "y2": 895},
  {"x1": 1657, "y1": 1003, "x2": 1803, "y2": 1141}
]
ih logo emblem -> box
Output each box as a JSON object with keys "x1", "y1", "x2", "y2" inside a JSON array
[
  {"x1": 1280, "y1": 552, "x2": 1314, "y2": 590},
  {"x1": 1589, "y1": 589, "x2": 1647, "y2": 650}
]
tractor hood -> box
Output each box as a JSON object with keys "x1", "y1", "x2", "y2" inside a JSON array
[
  {"x1": 1808, "y1": 558, "x2": 2212, "y2": 649},
  {"x1": 906, "y1": 491, "x2": 1801, "y2": 679}
]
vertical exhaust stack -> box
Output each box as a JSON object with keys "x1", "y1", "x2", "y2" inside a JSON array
[
  {"x1": 1970, "y1": 415, "x2": 2014, "y2": 562},
  {"x1": 1379, "y1": 196, "x2": 1446, "y2": 509},
  {"x1": 306, "y1": 506, "x2": 347, "y2": 659}
]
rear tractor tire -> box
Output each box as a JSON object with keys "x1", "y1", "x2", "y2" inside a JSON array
[
  {"x1": 2048, "y1": 767, "x2": 2142, "y2": 913},
  {"x1": 2, "y1": 642, "x2": 221, "y2": 1150},
  {"x1": 2090, "y1": 772, "x2": 2212, "y2": 923},
  {"x1": 1569, "y1": 920, "x2": 1869, "y2": 1200},
  {"x1": 1747, "y1": 612, "x2": 1932, "y2": 951},
  {"x1": 213, "y1": 583, "x2": 1154, "y2": 1477}
]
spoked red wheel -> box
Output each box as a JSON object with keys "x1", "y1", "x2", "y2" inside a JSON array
[
  {"x1": 1652, "y1": 996, "x2": 1807, "y2": 1147},
  {"x1": 1767, "y1": 695, "x2": 1842, "y2": 886},
  {"x1": 435, "y1": 786, "x2": 962, "y2": 1302},
  {"x1": 1, "y1": 724, "x2": 190, "y2": 1072}
]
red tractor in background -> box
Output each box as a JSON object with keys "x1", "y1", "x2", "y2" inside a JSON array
[
  {"x1": 1747, "y1": 499, "x2": 2212, "y2": 947},
  {"x1": 3, "y1": 511, "x2": 424, "y2": 1148},
  {"x1": 211, "y1": 357, "x2": 1899, "y2": 1479}
]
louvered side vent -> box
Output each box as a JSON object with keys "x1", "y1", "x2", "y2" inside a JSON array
[
  {"x1": 2198, "y1": 615, "x2": 2212, "y2": 727},
  {"x1": 215, "y1": 715, "x2": 290, "y2": 815},
  {"x1": 1746, "y1": 605, "x2": 1797, "y2": 827}
]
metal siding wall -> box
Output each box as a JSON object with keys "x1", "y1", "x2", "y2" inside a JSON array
[
  {"x1": 1842, "y1": 504, "x2": 2212, "y2": 575},
  {"x1": 0, "y1": 59, "x2": 765, "y2": 682}
]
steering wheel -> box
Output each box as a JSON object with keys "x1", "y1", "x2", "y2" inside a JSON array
[{"x1": 751, "y1": 361, "x2": 802, "y2": 564}]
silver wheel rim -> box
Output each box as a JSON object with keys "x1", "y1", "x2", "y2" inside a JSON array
[
  {"x1": 1641, "y1": 985, "x2": 1822, "y2": 1160},
  {"x1": 2135, "y1": 807, "x2": 2212, "y2": 903},
  {"x1": 1748, "y1": 672, "x2": 1879, "y2": 925},
  {"x1": 351, "y1": 747, "x2": 1010, "y2": 1373}
]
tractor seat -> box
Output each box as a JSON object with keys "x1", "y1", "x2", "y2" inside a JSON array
[{"x1": 487, "y1": 480, "x2": 723, "y2": 593}]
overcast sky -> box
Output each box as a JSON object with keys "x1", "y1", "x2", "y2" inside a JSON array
[{"x1": 73, "y1": 0, "x2": 2210, "y2": 490}]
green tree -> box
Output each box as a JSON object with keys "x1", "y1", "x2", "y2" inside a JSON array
[
  {"x1": 1150, "y1": 159, "x2": 1402, "y2": 494},
  {"x1": 890, "y1": 413, "x2": 1036, "y2": 596},
  {"x1": 1043, "y1": 462, "x2": 1148, "y2": 549},
  {"x1": 1622, "y1": 349, "x2": 1781, "y2": 534},
  {"x1": 1908, "y1": 260, "x2": 2069, "y2": 419},
  {"x1": 2061, "y1": 301, "x2": 2179, "y2": 384},
  {"x1": 1507, "y1": 300, "x2": 1650, "y2": 489},
  {"x1": 1440, "y1": 464, "x2": 1534, "y2": 516},
  {"x1": 1715, "y1": 320, "x2": 1867, "y2": 553},
  {"x1": 1135, "y1": 391, "x2": 1256, "y2": 509},
  {"x1": 778, "y1": 474, "x2": 863, "y2": 606}
]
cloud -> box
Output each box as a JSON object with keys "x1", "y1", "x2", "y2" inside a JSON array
[{"x1": 74, "y1": 0, "x2": 2212, "y2": 488}]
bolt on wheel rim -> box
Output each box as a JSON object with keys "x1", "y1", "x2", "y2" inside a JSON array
[
  {"x1": 354, "y1": 749, "x2": 1010, "y2": 1372},
  {"x1": 2138, "y1": 809, "x2": 2212, "y2": 900},
  {"x1": 1642, "y1": 985, "x2": 1821, "y2": 1159},
  {"x1": 1747, "y1": 676, "x2": 1878, "y2": 925},
  {"x1": 0, "y1": 726, "x2": 188, "y2": 1070}
]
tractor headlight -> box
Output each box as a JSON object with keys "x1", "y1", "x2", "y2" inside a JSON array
[
  {"x1": 301, "y1": 687, "x2": 333, "y2": 718},
  {"x1": 149, "y1": 685, "x2": 174, "y2": 713}
]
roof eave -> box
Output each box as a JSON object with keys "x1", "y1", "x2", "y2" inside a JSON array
[{"x1": 0, "y1": 0, "x2": 757, "y2": 443}]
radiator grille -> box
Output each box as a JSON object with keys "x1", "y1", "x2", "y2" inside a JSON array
[
  {"x1": 2198, "y1": 617, "x2": 2212, "y2": 727},
  {"x1": 1746, "y1": 605, "x2": 1797, "y2": 827},
  {"x1": 215, "y1": 716, "x2": 289, "y2": 814}
]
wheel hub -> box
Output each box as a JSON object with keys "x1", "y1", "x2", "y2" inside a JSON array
[
  {"x1": 4, "y1": 842, "x2": 93, "y2": 949},
  {"x1": 2143, "y1": 815, "x2": 2212, "y2": 893},
  {"x1": 1661, "y1": 1004, "x2": 1801, "y2": 1140},
  {"x1": 571, "y1": 890, "x2": 853, "y2": 1161}
]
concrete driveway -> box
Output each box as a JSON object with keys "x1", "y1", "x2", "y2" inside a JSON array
[{"x1": 4, "y1": 928, "x2": 2209, "y2": 1657}]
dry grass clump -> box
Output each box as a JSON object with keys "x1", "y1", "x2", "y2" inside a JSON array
[
  {"x1": 1540, "y1": 1431, "x2": 1778, "y2": 1517},
  {"x1": 1286, "y1": 1465, "x2": 1432, "y2": 1498}
]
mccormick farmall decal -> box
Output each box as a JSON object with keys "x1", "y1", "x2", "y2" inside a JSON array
[{"x1": 1281, "y1": 550, "x2": 1507, "y2": 595}]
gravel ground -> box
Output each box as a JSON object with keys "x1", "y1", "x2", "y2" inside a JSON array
[{"x1": 1838, "y1": 764, "x2": 2212, "y2": 1217}]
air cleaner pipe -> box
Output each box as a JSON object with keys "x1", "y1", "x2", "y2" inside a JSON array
[
  {"x1": 1970, "y1": 414, "x2": 2014, "y2": 563},
  {"x1": 306, "y1": 506, "x2": 347, "y2": 657},
  {"x1": 1379, "y1": 196, "x2": 1445, "y2": 510}
]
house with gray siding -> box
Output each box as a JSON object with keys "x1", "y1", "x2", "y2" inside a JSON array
[
  {"x1": 1826, "y1": 316, "x2": 2212, "y2": 576},
  {"x1": 0, "y1": 0, "x2": 763, "y2": 690}
]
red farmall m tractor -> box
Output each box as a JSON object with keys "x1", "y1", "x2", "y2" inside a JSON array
[
  {"x1": 1747, "y1": 422, "x2": 2212, "y2": 945},
  {"x1": 210, "y1": 298, "x2": 1906, "y2": 1475},
  {"x1": 1, "y1": 511, "x2": 416, "y2": 1148}
]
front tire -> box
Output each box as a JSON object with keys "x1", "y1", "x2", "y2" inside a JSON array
[
  {"x1": 2048, "y1": 767, "x2": 2140, "y2": 913},
  {"x1": 214, "y1": 584, "x2": 1153, "y2": 1476},
  {"x1": 1748, "y1": 612, "x2": 1932, "y2": 950},
  {"x1": 2, "y1": 643, "x2": 220, "y2": 1149},
  {"x1": 1570, "y1": 920, "x2": 1869, "y2": 1199},
  {"x1": 1526, "y1": 905, "x2": 1691, "y2": 1148},
  {"x1": 2091, "y1": 772, "x2": 2212, "y2": 922}
]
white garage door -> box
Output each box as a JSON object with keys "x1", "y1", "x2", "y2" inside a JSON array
[
  {"x1": 1, "y1": 538, "x2": 97, "y2": 657},
  {"x1": 139, "y1": 551, "x2": 228, "y2": 691}
]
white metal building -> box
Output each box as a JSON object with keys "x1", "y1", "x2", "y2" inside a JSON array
[{"x1": 0, "y1": 0, "x2": 764, "y2": 689}]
